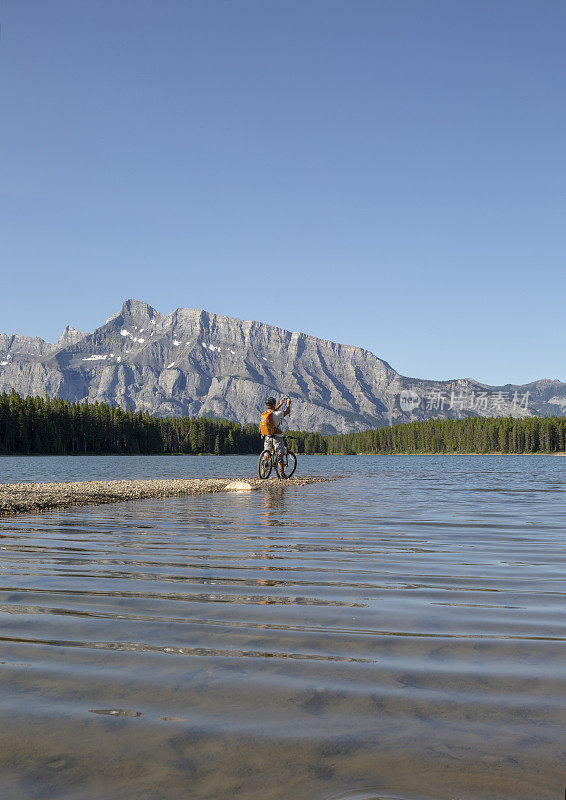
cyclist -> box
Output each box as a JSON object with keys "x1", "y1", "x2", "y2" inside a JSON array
[{"x1": 260, "y1": 396, "x2": 291, "y2": 475}]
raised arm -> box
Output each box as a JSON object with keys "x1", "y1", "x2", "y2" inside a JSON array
[{"x1": 275, "y1": 397, "x2": 291, "y2": 416}]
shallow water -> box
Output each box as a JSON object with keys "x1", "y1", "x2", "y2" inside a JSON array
[{"x1": 1, "y1": 455, "x2": 565, "y2": 800}]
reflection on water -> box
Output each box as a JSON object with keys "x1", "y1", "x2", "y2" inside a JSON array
[{"x1": 0, "y1": 455, "x2": 565, "y2": 800}]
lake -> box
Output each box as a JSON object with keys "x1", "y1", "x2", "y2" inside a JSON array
[{"x1": 0, "y1": 454, "x2": 565, "y2": 800}]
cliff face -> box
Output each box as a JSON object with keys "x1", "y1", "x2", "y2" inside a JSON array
[{"x1": 0, "y1": 299, "x2": 564, "y2": 433}]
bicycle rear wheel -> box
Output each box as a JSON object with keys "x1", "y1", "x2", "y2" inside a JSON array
[
  {"x1": 275, "y1": 451, "x2": 297, "y2": 479},
  {"x1": 258, "y1": 450, "x2": 273, "y2": 479}
]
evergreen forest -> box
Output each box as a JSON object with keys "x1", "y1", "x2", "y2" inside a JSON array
[{"x1": 1, "y1": 391, "x2": 565, "y2": 456}]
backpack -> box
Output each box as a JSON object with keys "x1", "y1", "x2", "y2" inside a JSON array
[{"x1": 260, "y1": 410, "x2": 281, "y2": 436}]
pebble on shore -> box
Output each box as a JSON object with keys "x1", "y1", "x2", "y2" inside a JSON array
[{"x1": 0, "y1": 476, "x2": 334, "y2": 517}]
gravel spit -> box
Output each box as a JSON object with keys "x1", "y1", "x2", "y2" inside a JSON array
[{"x1": 0, "y1": 476, "x2": 336, "y2": 517}]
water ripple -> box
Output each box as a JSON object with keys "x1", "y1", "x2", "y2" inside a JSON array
[{"x1": 1, "y1": 454, "x2": 566, "y2": 800}]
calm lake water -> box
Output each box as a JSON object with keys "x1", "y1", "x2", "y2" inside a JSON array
[{"x1": 1, "y1": 455, "x2": 565, "y2": 800}]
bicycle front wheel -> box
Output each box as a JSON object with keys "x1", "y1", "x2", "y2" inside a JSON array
[
  {"x1": 275, "y1": 451, "x2": 297, "y2": 479},
  {"x1": 258, "y1": 450, "x2": 273, "y2": 479}
]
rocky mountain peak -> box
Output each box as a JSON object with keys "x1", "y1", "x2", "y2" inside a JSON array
[
  {"x1": 0, "y1": 300, "x2": 564, "y2": 433},
  {"x1": 119, "y1": 299, "x2": 160, "y2": 322},
  {"x1": 56, "y1": 325, "x2": 87, "y2": 348}
]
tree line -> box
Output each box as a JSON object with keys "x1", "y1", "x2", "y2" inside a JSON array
[
  {"x1": 319, "y1": 415, "x2": 566, "y2": 454},
  {"x1": 1, "y1": 391, "x2": 565, "y2": 456},
  {"x1": 0, "y1": 391, "x2": 262, "y2": 455}
]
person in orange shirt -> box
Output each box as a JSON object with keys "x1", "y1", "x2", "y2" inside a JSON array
[{"x1": 261, "y1": 396, "x2": 291, "y2": 474}]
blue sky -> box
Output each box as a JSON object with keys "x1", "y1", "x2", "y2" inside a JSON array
[{"x1": 1, "y1": 0, "x2": 565, "y2": 385}]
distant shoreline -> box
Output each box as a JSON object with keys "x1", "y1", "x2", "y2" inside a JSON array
[
  {"x1": 352, "y1": 451, "x2": 566, "y2": 456},
  {"x1": 0, "y1": 451, "x2": 565, "y2": 458}
]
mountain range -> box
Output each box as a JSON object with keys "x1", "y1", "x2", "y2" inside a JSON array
[{"x1": 0, "y1": 299, "x2": 564, "y2": 434}]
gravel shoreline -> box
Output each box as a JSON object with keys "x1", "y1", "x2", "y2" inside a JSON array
[{"x1": 0, "y1": 476, "x2": 335, "y2": 517}]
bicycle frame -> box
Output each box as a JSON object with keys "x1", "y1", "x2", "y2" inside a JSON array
[{"x1": 257, "y1": 436, "x2": 297, "y2": 480}]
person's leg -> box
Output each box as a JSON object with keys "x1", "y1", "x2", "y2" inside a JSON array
[
  {"x1": 275, "y1": 437, "x2": 286, "y2": 476},
  {"x1": 266, "y1": 437, "x2": 277, "y2": 468}
]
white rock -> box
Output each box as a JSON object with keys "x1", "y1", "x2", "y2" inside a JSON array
[{"x1": 224, "y1": 481, "x2": 256, "y2": 492}]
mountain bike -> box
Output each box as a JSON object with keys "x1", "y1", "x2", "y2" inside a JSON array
[{"x1": 257, "y1": 436, "x2": 298, "y2": 479}]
